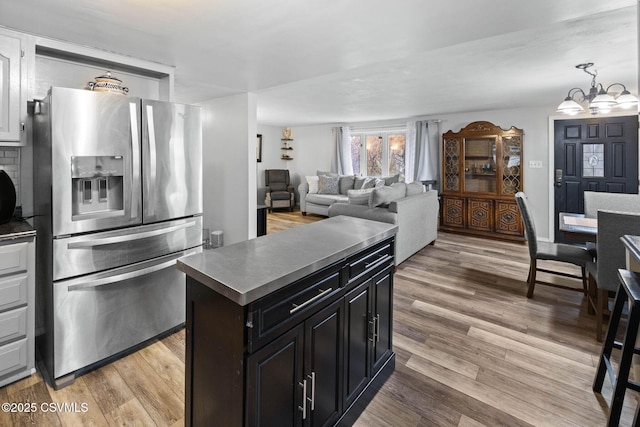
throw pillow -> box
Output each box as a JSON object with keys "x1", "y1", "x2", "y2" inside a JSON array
[
  {"x1": 369, "y1": 182, "x2": 407, "y2": 208},
  {"x1": 318, "y1": 174, "x2": 340, "y2": 194},
  {"x1": 361, "y1": 177, "x2": 377, "y2": 189},
  {"x1": 354, "y1": 176, "x2": 367, "y2": 190},
  {"x1": 339, "y1": 175, "x2": 356, "y2": 195},
  {"x1": 306, "y1": 176, "x2": 319, "y2": 194},
  {"x1": 382, "y1": 173, "x2": 401, "y2": 186},
  {"x1": 374, "y1": 178, "x2": 385, "y2": 187},
  {"x1": 316, "y1": 170, "x2": 337, "y2": 178},
  {"x1": 405, "y1": 182, "x2": 425, "y2": 196},
  {"x1": 347, "y1": 188, "x2": 374, "y2": 205}
]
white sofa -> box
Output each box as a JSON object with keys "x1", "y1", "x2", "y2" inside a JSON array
[{"x1": 328, "y1": 184, "x2": 439, "y2": 265}]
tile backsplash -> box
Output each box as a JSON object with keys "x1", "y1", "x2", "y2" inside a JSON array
[{"x1": 0, "y1": 148, "x2": 20, "y2": 205}]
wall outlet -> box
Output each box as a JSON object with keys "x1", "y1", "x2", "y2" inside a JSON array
[{"x1": 529, "y1": 160, "x2": 543, "y2": 169}]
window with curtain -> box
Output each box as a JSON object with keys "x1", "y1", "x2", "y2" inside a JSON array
[{"x1": 350, "y1": 131, "x2": 406, "y2": 176}]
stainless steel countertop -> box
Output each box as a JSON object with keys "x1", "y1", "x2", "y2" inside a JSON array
[
  {"x1": 0, "y1": 220, "x2": 36, "y2": 242},
  {"x1": 177, "y1": 216, "x2": 398, "y2": 306},
  {"x1": 622, "y1": 235, "x2": 640, "y2": 265}
]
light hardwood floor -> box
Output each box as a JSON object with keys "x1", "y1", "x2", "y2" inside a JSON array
[{"x1": 1, "y1": 210, "x2": 636, "y2": 426}]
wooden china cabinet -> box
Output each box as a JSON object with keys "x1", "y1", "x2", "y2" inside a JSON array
[{"x1": 441, "y1": 121, "x2": 524, "y2": 241}]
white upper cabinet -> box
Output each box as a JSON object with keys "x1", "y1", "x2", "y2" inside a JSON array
[{"x1": 0, "y1": 29, "x2": 25, "y2": 144}]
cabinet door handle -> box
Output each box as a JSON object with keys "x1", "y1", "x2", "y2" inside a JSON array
[
  {"x1": 308, "y1": 372, "x2": 316, "y2": 411},
  {"x1": 368, "y1": 316, "x2": 377, "y2": 342},
  {"x1": 290, "y1": 288, "x2": 333, "y2": 314},
  {"x1": 375, "y1": 314, "x2": 381, "y2": 343},
  {"x1": 298, "y1": 379, "x2": 307, "y2": 420}
]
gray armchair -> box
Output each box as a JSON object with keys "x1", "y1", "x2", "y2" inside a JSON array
[
  {"x1": 587, "y1": 210, "x2": 640, "y2": 341},
  {"x1": 264, "y1": 169, "x2": 295, "y2": 212}
]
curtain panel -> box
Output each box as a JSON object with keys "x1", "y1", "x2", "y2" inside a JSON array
[{"x1": 334, "y1": 126, "x2": 353, "y2": 175}]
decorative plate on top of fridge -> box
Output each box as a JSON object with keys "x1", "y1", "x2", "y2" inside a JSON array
[{"x1": 87, "y1": 71, "x2": 129, "y2": 95}]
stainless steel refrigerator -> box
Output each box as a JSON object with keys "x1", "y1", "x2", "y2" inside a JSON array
[{"x1": 33, "y1": 87, "x2": 202, "y2": 388}]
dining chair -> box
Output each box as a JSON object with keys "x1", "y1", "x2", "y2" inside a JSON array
[
  {"x1": 587, "y1": 210, "x2": 640, "y2": 341},
  {"x1": 515, "y1": 192, "x2": 593, "y2": 298}
]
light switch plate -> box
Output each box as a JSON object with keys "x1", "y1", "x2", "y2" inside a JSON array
[{"x1": 529, "y1": 160, "x2": 543, "y2": 168}]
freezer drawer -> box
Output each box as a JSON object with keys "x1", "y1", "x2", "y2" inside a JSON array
[
  {"x1": 53, "y1": 216, "x2": 202, "y2": 281},
  {"x1": 52, "y1": 247, "x2": 200, "y2": 380}
]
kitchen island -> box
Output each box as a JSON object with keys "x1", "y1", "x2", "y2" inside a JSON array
[{"x1": 177, "y1": 216, "x2": 398, "y2": 427}]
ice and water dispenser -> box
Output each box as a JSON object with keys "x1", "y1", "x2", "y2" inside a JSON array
[{"x1": 71, "y1": 156, "x2": 124, "y2": 219}]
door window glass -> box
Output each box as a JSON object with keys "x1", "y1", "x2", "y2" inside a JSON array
[{"x1": 582, "y1": 143, "x2": 604, "y2": 177}]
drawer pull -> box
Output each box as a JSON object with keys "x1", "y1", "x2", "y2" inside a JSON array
[
  {"x1": 365, "y1": 254, "x2": 388, "y2": 268},
  {"x1": 290, "y1": 288, "x2": 333, "y2": 314}
]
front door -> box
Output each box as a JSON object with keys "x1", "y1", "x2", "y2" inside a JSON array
[{"x1": 554, "y1": 115, "x2": 638, "y2": 243}]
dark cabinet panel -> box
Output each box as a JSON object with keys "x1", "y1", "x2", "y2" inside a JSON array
[
  {"x1": 305, "y1": 299, "x2": 344, "y2": 427},
  {"x1": 344, "y1": 285, "x2": 371, "y2": 408},
  {"x1": 246, "y1": 325, "x2": 304, "y2": 427},
  {"x1": 372, "y1": 271, "x2": 393, "y2": 373}
]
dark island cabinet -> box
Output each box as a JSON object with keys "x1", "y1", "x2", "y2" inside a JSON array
[
  {"x1": 184, "y1": 236, "x2": 396, "y2": 427},
  {"x1": 246, "y1": 298, "x2": 344, "y2": 427},
  {"x1": 344, "y1": 267, "x2": 393, "y2": 409}
]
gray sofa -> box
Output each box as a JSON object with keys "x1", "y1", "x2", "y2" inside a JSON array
[
  {"x1": 328, "y1": 183, "x2": 439, "y2": 265},
  {"x1": 299, "y1": 172, "x2": 401, "y2": 216}
]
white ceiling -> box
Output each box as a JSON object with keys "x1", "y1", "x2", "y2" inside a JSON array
[{"x1": 0, "y1": 0, "x2": 637, "y2": 126}]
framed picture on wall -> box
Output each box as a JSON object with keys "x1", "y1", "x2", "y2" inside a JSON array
[{"x1": 257, "y1": 134, "x2": 263, "y2": 163}]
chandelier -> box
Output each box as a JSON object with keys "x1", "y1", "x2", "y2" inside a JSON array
[{"x1": 556, "y1": 63, "x2": 638, "y2": 115}]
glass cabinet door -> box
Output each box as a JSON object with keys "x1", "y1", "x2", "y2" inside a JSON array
[
  {"x1": 501, "y1": 135, "x2": 522, "y2": 194},
  {"x1": 443, "y1": 137, "x2": 460, "y2": 192},
  {"x1": 464, "y1": 137, "x2": 496, "y2": 193}
]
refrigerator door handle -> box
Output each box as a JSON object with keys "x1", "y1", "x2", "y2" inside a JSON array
[
  {"x1": 67, "y1": 258, "x2": 176, "y2": 291},
  {"x1": 129, "y1": 102, "x2": 140, "y2": 218},
  {"x1": 64, "y1": 246, "x2": 199, "y2": 292},
  {"x1": 67, "y1": 221, "x2": 195, "y2": 249},
  {"x1": 145, "y1": 104, "x2": 157, "y2": 216}
]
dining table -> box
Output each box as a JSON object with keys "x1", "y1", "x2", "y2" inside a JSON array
[{"x1": 559, "y1": 212, "x2": 598, "y2": 242}]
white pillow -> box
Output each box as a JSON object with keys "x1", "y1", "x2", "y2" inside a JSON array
[{"x1": 306, "y1": 176, "x2": 319, "y2": 194}]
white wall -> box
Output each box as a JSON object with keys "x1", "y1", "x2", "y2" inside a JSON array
[
  {"x1": 257, "y1": 124, "x2": 335, "y2": 204},
  {"x1": 200, "y1": 93, "x2": 258, "y2": 245},
  {"x1": 256, "y1": 125, "x2": 286, "y2": 203}
]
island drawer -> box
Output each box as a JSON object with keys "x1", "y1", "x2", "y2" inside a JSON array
[
  {"x1": 347, "y1": 238, "x2": 394, "y2": 281},
  {"x1": 247, "y1": 264, "x2": 342, "y2": 352}
]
